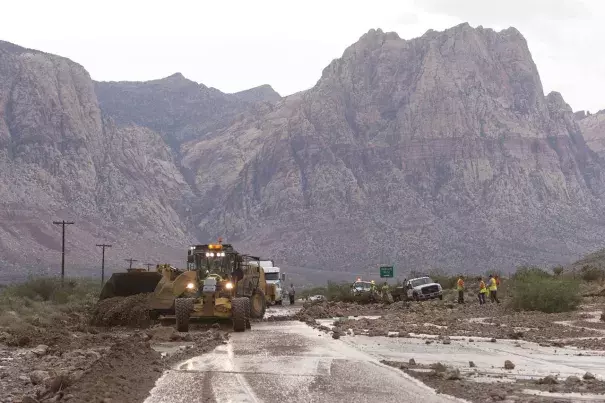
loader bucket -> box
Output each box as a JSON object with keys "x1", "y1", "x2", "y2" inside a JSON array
[
  {"x1": 149, "y1": 271, "x2": 197, "y2": 310},
  {"x1": 99, "y1": 272, "x2": 163, "y2": 300}
]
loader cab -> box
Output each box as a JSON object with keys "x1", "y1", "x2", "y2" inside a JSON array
[{"x1": 187, "y1": 243, "x2": 238, "y2": 277}]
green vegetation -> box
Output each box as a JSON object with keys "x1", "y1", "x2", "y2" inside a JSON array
[
  {"x1": 428, "y1": 270, "x2": 458, "y2": 290},
  {"x1": 508, "y1": 267, "x2": 581, "y2": 313},
  {"x1": 0, "y1": 276, "x2": 100, "y2": 328}
]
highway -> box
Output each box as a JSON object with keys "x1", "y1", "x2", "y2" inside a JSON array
[{"x1": 145, "y1": 317, "x2": 463, "y2": 403}]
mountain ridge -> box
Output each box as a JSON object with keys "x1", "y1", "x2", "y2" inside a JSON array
[{"x1": 1, "y1": 23, "x2": 605, "y2": 283}]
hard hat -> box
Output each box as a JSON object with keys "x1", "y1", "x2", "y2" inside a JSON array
[{"x1": 371, "y1": 280, "x2": 375, "y2": 284}]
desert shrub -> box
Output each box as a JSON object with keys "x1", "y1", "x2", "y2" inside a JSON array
[
  {"x1": 326, "y1": 281, "x2": 356, "y2": 301},
  {"x1": 579, "y1": 265, "x2": 605, "y2": 282},
  {"x1": 509, "y1": 272, "x2": 581, "y2": 313},
  {"x1": 0, "y1": 277, "x2": 100, "y2": 326},
  {"x1": 512, "y1": 266, "x2": 551, "y2": 281},
  {"x1": 428, "y1": 270, "x2": 458, "y2": 290}
]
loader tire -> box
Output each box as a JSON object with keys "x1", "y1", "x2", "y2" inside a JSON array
[
  {"x1": 250, "y1": 289, "x2": 266, "y2": 319},
  {"x1": 244, "y1": 298, "x2": 251, "y2": 329},
  {"x1": 175, "y1": 298, "x2": 194, "y2": 333},
  {"x1": 232, "y1": 297, "x2": 248, "y2": 332}
]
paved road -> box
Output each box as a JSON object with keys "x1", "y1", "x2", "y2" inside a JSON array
[{"x1": 145, "y1": 320, "x2": 463, "y2": 403}]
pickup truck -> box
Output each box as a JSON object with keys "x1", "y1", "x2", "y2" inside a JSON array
[{"x1": 391, "y1": 276, "x2": 443, "y2": 301}]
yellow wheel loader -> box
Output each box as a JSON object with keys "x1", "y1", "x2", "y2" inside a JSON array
[
  {"x1": 175, "y1": 242, "x2": 268, "y2": 332},
  {"x1": 98, "y1": 241, "x2": 269, "y2": 328}
]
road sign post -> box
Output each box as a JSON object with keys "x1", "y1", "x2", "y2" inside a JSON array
[{"x1": 379, "y1": 265, "x2": 394, "y2": 278}]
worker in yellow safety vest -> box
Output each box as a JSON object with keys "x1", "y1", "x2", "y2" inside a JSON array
[
  {"x1": 478, "y1": 277, "x2": 487, "y2": 305},
  {"x1": 488, "y1": 274, "x2": 500, "y2": 303},
  {"x1": 456, "y1": 276, "x2": 465, "y2": 304}
]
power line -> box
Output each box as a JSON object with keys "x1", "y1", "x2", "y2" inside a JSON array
[
  {"x1": 124, "y1": 258, "x2": 138, "y2": 270},
  {"x1": 53, "y1": 220, "x2": 75, "y2": 285},
  {"x1": 144, "y1": 263, "x2": 154, "y2": 272},
  {"x1": 96, "y1": 244, "x2": 112, "y2": 284}
]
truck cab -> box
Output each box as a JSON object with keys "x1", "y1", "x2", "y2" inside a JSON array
[
  {"x1": 405, "y1": 276, "x2": 443, "y2": 301},
  {"x1": 248, "y1": 260, "x2": 286, "y2": 305},
  {"x1": 263, "y1": 266, "x2": 285, "y2": 305},
  {"x1": 351, "y1": 280, "x2": 373, "y2": 296}
]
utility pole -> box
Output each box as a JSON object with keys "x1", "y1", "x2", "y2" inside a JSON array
[
  {"x1": 53, "y1": 220, "x2": 75, "y2": 285},
  {"x1": 96, "y1": 244, "x2": 112, "y2": 284},
  {"x1": 144, "y1": 263, "x2": 154, "y2": 272},
  {"x1": 124, "y1": 258, "x2": 138, "y2": 270}
]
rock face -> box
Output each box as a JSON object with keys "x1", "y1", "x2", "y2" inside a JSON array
[
  {"x1": 182, "y1": 24, "x2": 605, "y2": 275},
  {"x1": 94, "y1": 75, "x2": 280, "y2": 149},
  {"x1": 577, "y1": 110, "x2": 605, "y2": 157},
  {"x1": 2, "y1": 23, "x2": 605, "y2": 282},
  {"x1": 231, "y1": 84, "x2": 281, "y2": 103},
  {"x1": 0, "y1": 41, "x2": 194, "y2": 280}
]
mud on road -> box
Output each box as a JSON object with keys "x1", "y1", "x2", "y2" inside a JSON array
[
  {"x1": 297, "y1": 299, "x2": 604, "y2": 345},
  {"x1": 294, "y1": 298, "x2": 605, "y2": 402},
  {"x1": 0, "y1": 295, "x2": 229, "y2": 403}
]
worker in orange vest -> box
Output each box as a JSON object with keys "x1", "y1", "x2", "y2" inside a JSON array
[
  {"x1": 456, "y1": 276, "x2": 465, "y2": 304},
  {"x1": 478, "y1": 277, "x2": 487, "y2": 305}
]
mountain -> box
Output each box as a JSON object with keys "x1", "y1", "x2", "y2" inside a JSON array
[
  {"x1": 231, "y1": 85, "x2": 281, "y2": 103},
  {"x1": 0, "y1": 41, "x2": 194, "y2": 281},
  {"x1": 2, "y1": 23, "x2": 605, "y2": 283},
  {"x1": 94, "y1": 75, "x2": 280, "y2": 150},
  {"x1": 181, "y1": 24, "x2": 605, "y2": 277},
  {"x1": 576, "y1": 110, "x2": 605, "y2": 158}
]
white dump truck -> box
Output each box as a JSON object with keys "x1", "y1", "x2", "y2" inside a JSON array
[{"x1": 249, "y1": 260, "x2": 286, "y2": 305}]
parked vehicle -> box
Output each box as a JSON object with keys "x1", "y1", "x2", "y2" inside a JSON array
[{"x1": 392, "y1": 276, "x2": 443, "y2": 301}]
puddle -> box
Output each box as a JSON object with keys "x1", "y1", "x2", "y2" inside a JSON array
[
  {"x1": 470, "y1": 376, "x2": 516, "y2": 383},
  {"x1": 152, "y1": 341, "x2": 195, "y2": 357},
  {"x1": 467, "y1": 317, "x2": 491, "y2": 324},
  {"x1": 343, "y1": 334, "x2": 605, "y2": 383},
  {"x1": 522, "y1": 389, "x2": 605, "y2": 401},
  {"x1": 423, "y1": 323, "x2": 448, "y2": 329}
]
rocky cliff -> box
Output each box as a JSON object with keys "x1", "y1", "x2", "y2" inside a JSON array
[
  {"x1": 182, "y1": 24, "x2": 605, "y2": 276},
  {"x1": 94, "y1": 75, "x2": 280, "y2": 150},
  {"x1": 577, "y1": 110, "x2": 605, "y2": 158},
  {"x1": 2, "y1": 23, "x2": 605, "y2": 282},
  {"x1": 0, "y1": 41, "x2": 194, "y2": 281}
]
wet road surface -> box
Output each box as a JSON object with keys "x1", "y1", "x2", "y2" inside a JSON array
[{"x1": 145, "y1": 320, "x2": 463, "y2": 403}]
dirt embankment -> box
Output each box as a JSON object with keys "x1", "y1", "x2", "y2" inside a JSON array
[
  {"x1": 297, "y1": 299, "x2": 604, "y2": 347},
  {"x1": 90, "y1": 294, "x2": 154, "y2": 328},
  {"x1": 0, "y1": 294, "x2": 229, "y2": 403}
]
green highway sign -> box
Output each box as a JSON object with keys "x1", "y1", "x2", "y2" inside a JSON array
[{"x1": 379, "y1": 265, "x2": 394, "y2": 278}]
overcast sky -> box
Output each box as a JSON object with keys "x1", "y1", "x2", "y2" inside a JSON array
[{"x1": 1, "y1": 0, "x2": 603, "y2": 112}]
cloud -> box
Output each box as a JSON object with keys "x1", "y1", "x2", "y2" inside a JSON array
[{"x1": 415, "y1": 0, "x2": 591, "y2": 23}]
